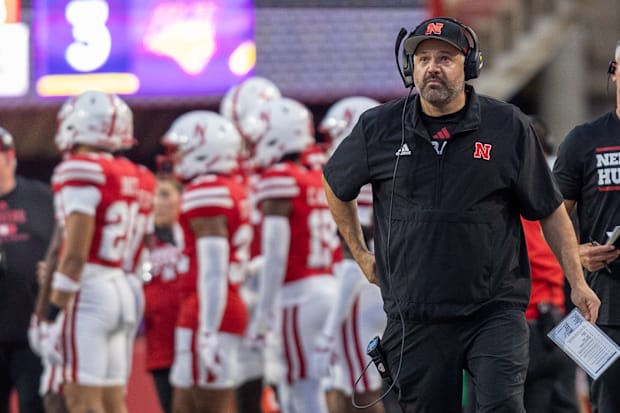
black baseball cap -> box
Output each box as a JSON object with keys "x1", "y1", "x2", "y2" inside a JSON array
[
  {"x1": 0, "y1": 127, "x2": 14, "y2": 152},
  {"x1": 404, "y1": 17, "x2": 470, "y2": 55}
]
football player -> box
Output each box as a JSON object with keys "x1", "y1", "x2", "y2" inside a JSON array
[
  {"x1": 242, "y1": 97, "x2": 340, "y2": 413},
  {"x1": 38, "y1": 90, "x2": 139, "y2": 413},
  {"x1": 221, "y1": 77, "x2": 283, "y2": 412},
  {"x1": 165, "y1": 111, "x2": 251, "y2": 413}
]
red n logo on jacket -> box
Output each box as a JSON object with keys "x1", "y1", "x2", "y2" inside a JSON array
[{"x1": 473, "y1": 142, "x2": 492, "y2": 160}]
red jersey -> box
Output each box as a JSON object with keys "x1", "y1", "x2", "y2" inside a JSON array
[
  {"x1": 54, "y1": 153, "x2": 139, "y2": 268},
  {"x1": 256, "y1": 162, "x2": 340, "y2": 283},
  {"x1": 521, "y1": 217, "x2": 565, "y2": 319},
  {"x1": 176, "y1": 174, "x2": 251, "y2": 335},
  {"x1": 123, "y1": 163, "x2": 156, "y2": 274},
  {"x1": 143, "y1": 227, "x2": 184, "y2": 371}
]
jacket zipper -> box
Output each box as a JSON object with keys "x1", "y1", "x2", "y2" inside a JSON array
[{"x1": 434, "y1": 143, "x2": 447, "y2": 208}]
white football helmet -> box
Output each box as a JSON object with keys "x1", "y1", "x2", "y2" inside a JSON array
[
  {"x1": 240, "y1": 97, "x2": 314, "y2": 168},
  {"x1": 163, "y1": 111, "x2": 241, "y2": 180},
  {"x1": 319, "y1": 96, "x2": 379, "y2": 154},
  {"x1": 55, "y1": 90, "x2": 134, "y2": 153},
  {"x1": 220, "y1": 76, "x2": 281, "y2": 127}
]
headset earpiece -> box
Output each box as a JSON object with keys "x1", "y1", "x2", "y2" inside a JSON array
[
  {"x1": 608, "y1": 60, "x2": 617, "y2": 75},
  {"x1": 462, "y1": 24, "x2": 483, "y2": 80},
  {"x1": 402, "y1": 51, "x2": 414, "y2": 88},
  {"x1": 395, "y1": 27, "x2": 414, "y2": 88}
]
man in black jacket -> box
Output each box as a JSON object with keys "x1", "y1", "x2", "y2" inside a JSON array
[
  {"x1": 0, "y1": 127, "x2": 54, "y2": 413},
  {"x1": 322, "y1": 17, "x2": 600, "y2": 413},
  {"x1": 553, "y1": 40, "x2": 620, "y2": 413}
]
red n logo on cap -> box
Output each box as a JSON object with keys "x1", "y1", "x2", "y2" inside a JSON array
[{"x1": 425, "y1": 22, "x2": 444, "y2": 35}]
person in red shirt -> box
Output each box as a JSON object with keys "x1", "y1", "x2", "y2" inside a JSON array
[
  {"x1": 143, "y1": 176, "x2": 184, "y2": 413},
  {"x1": 521, "y1": 217, "x2": 578, "y2": 413}
]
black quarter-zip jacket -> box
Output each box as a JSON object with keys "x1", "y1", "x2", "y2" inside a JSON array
[{"x1": 324, "y1": 85, "x2": 563, "y2": 322}]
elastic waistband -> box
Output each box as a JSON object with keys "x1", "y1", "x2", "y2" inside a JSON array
[
  {"x1": 386, "y1": 301, "x2": 526, "y2": 323},
  {"x1": 81, "y1": 263, "x2": 125, "y2": 283}
]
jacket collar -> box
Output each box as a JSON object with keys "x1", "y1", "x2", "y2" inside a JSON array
[{"x1": 406, "y1": 84, "x2": 481, "y2": 140}]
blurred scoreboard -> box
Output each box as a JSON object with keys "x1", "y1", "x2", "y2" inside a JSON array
[
  {"x1": 33, "y1": 0, "x2": 255, "y2": 98},
  {"x1": 0, "y1": 1, "x2": 28, "y2": 97}
]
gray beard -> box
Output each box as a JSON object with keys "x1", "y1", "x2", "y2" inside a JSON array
[{"x1": 419, "y1": 81, "x2": 463, "y2": 106}]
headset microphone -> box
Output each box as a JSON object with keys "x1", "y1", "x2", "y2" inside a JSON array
[{"x1": 608, "y1": 60, "x2": 617, "y2": 75}]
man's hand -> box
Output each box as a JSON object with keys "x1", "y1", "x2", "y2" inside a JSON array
[
  {"x1": 197, "y1": 331, "x2": 224, "y2": 376},
  {"x1": 570, "y1": 282, "x2": 601, "y2": 323},
  {"x1": 356, "y1": 250, "x2": 378, "y2": 285},
  {"x1": 578, "y1": 242, "x2": 620, "y2": 273}
]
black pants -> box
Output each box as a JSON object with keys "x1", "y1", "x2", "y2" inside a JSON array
[
  {"x1": 381, "y1": 309, "x2": 529, "y2": 413},
  {"x1": 525, "y1": 318, "x2": 577, "y2": 413},
  {"x1": 151, "y1": 368, "x2": 173, "y2": 413},
  {"x1": 590, "y1": 325, "x2": 620, "y2": 413},
  {"x1": 0, "y1": 342, "x2": 44, "y2": 413}
]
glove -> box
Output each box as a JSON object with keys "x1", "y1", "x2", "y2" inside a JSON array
[
  {"x1": 28, "y1": 314, "x2": 42, "y2": 356},
  {"x1": 310, "y1": 334, "x2": 336, "y2": 379},
  {"x1": 246, "y1": 255, "x2": 265, "y2": 280},
  {"x1": 197, "y1": 331, "x2": 224, "y2": 376},
  {"x1": 40, "y1": 320, "x2": 63, "y2": 366},
  {"x1": 245, "y1": 329, "x2": 267, "y2": 353},
  {"x1": 245, "y1": 315, "x2": 271, "y2": 352}
]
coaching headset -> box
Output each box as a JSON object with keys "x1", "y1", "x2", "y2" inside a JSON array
[{"x1": 395, "y1": 17, "x2": 483, "y2": 88}]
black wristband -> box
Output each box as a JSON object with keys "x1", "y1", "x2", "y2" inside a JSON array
[{"x1": 44, "y1": 303, "x2": 62, "y2": 322}]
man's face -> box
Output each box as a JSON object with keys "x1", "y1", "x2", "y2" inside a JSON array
[
  {"x1": 0, "y1": 150, "x2": 15, "y2": 173},
  {"x1": 413, "y1": 39, "x2": 465, "y2": 106}
]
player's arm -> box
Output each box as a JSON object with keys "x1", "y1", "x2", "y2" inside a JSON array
[
  {"x1": 253, "y1": 199, "x2": 291, "y2": 333},
  {"x1": 33, "y1": 223, "x2": 64, "y2": 320},
  {"x1": 50, "y1": 211, "x2": 95, "y2": 308},
  {"x1": 47, "y1": 184, "x2": 101, "y2": 313},
  {"x1": 191, "y1": 215, "x2": 229, "y2": 334}
]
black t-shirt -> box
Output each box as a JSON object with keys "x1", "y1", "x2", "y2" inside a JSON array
[
  {"x1": 324, "y1": 87, "x2": 562, "y2": 321},
  {"x1": 554, "y1": 111, "x2": 620, "y2": 326},
  {"x1": 421, "y1": 106, "x2": 466, "y2": 156},
  {"x1": 0, "y1": 176, "x2": 54, "y2": 342}
]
